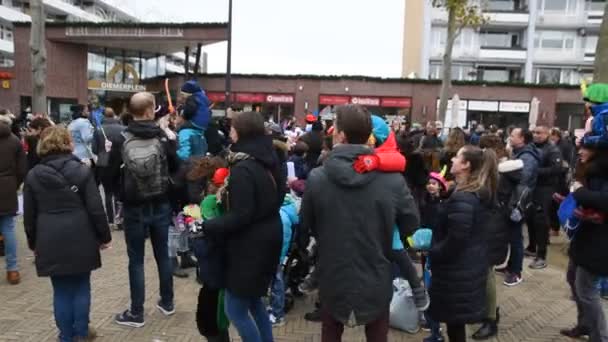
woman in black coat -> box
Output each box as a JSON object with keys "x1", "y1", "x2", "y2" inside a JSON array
[
  {"x1": 429, "y1": 145, "x2": 497, "y2": 342},
  {"x1": 23, "y1": 126, "x2": 111, "y2": 342},
  {"x1": 202, "y1": 111, "x2": 285, "y2": 342}
]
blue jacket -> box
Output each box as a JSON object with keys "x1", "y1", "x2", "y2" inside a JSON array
[
  {"x1": 279, "y1": 195, "x2": 299, "y2": 261},
  {"x1": 513, "y1": 144, "x2": 541, "y2": 189},
  {"x1": 68, "y1": 117, "x2": 94, "y2": 161},
  {"x1": 177, "y1": 121, "x2": 207, "y2": 161},
  {"x1": 182, "y1": 80, "x2": 212, "y2": 130}
]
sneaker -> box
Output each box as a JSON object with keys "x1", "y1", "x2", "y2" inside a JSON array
[
  {"x1": 269, "y1": 314, "x2": 286, "y2": 327},
  {"x1": 156, "y1": 300, "x2": 175, "y2": 316},
  {"x1": 503, "y1": 273, "x2": 522, "y2": 287},
  {"x1": 115, "y1": 310, "x2": 145, "y2": 328},
  {"x1": 412, "y1": 287, "x2": 430, "y2": 311},
  {"x1": 423, "y1": 334, "x2": 445, "y2": 342},
  {"x1": 529, "y1": 258, "x2": 547, "y2": 270},
  {"x1": 524, "y1": 249, "x2": 536, "y2": 258},
  {"x1": 559, "y1": 326, "x2": 589, "y2": 338},
  {"x1": 304, "y1": 308, "x2": 322, "y2": 322},
  {"x1": 298, "y1": 275, "x2": 318, "y2": 294}
]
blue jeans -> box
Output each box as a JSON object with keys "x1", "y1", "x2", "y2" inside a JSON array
[
  {"x1": 506, "y1": 220, "x2": 524, "y2": 275},
  {"x1": 0, "y1": 215, "x2": 18, "y2": 272},
  {"x1": 423, "y1": 256, "x2": 441, "y2": 337},
  {"x1": 269, "y1": 266, "x2": 285, "y2": 319},
  {"x1": 224, "y1": 290, "x2": 273, "y2": 342},
  {"x1": 50, "y1": 273, "x2": 91, "y2": 342},
  {"x1": 123, "y1": 201, "x2": 173, "y2": 315}
]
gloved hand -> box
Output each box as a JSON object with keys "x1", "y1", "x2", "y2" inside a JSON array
[{"x1": 353, "y1": 155, "x2": 379, "y2": 173}]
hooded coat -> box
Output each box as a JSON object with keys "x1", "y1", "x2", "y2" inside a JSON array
[
  {"x1": 301, "y1": 144, "x2": 419, "y2": 326},
  {"x1": 204, "y1": 135, "x2": 285, "y2": 298},
  {"x1": 0, "y1": 120, "x2": 26, "y2": 216},
  {"x1": 23, "y1": 154, "x2": 111, "y2": 277}
]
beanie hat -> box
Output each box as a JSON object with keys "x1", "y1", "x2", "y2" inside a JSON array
[
  {"x1": 429, "y1": 166, "x2": 448, "y2": 191},
  {"x1": 305, "y1": 114, "x2": 316, "y2": 123},
  {"x1": 370, "y1": 115, "x2": 389, "y2": 145},
  {"x1": 583, "y1": 83, "x2": 608, "y2": 104},
  {"x1": 212, "y1": 168, "x2": 230, "y2": 187},
  {"x1": 181, "y1": 80, "x2": 202, "y2": 95}
]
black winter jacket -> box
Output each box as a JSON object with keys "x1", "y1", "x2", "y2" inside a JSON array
[
  {"x1": 534, "y1": 141, "x2": 563, "y2": 189},
  {"x1": 23, "y1": 154, "x2": 112, "y2": 277},
  {"x1": 92, "y1": 117, "x2": 125, "y2": 174},
  {"x1": 301, "y1": 144, "x2": 420, "y2": 326},
  {"x1": 299, "y1": 130, "x2": 323, "y2": 170},
  {"x1": 0, "y1": 122, "x2": 26, "y2": 216},
  {"x1": 429, "y1": 190, "x2": 490, "y2": 325},
  {"x1": 570, "y1": 167, "x2": 608, "y2": 276},
  {"x1": 204, "y1": 136, "x2": 285, "y2": 298}
]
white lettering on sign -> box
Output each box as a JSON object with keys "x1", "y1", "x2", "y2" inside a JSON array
[
  {"x1": 266, "y1": 95, "x2": 294, "y2": 104},
  {"x1": 351, "y1": 97, "x2": 380, "y2": 106},
  {"x1": 98, "y1": 82, "x2": 146, "y2": 92},
  {"x1": 499, "y1": 101, "x2": 530, "y2": 113},
  {"x1": 66, "y1": 27, "x2": 184, "y2": 38}
]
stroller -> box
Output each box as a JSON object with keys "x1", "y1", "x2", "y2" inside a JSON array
[{"x1": 281, "y1": 222, "x2": 315, "y2": 313}]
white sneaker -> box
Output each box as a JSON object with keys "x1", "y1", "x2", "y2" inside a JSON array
[{"x1": 269, "y1": 314, "x2": 285, "y2": 327}]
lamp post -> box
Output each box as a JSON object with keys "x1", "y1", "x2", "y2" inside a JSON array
[{"x1": 225, "y1": 0, "x2": 233, "y2": 110}]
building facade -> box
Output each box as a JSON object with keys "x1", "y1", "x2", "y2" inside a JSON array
[{"x1": 402, "y1": 0, "x2": 602, "y2": 85}]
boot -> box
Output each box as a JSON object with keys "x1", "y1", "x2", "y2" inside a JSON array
[
  {"x1": 472, "y1": 319, "x2": 497, "y2": 340},
  {"x1": 206, "y1": 330, "x2": 230, "y2": 342},
  {"x1": 179, "y1": 251, "x2": 198, "y2": 269},
  {"x1": 6, "y1": 271, "x2": 20, "y2": 285},
  {"x1": 171, "y1": 257, "x2": 188, "y2": 278}
]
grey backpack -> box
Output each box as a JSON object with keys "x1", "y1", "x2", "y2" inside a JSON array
[{"x1": 121, "y1": 132, "x2": 169, "y2": 201}]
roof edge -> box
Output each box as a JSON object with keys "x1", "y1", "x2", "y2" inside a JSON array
[{"x1": 13, "y1": 21, "x2": 228, "y2": 29}]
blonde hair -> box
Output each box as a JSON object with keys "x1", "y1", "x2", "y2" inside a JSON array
[
  {"x1": 37, "y1": 126, "x2": 73, "y2": 157},
  {"x1": 456, "y1": 145, "x2": 498, "y2": 197}
]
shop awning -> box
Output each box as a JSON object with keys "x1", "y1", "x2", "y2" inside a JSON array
[{"x1": 14, "y1": 21, "x2": 229, "y2": 55}]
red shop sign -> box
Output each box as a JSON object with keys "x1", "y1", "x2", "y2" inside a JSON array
[
  {"x1": 319, "y1": 95, "x2": 351, "y2": 105},
  {"x1": 381, "y1": 97, "x2": 412, "y2": 108},
  {"x1": 0, "y1": 72, "x2": 14, "y2": 79},
  {"x1": 266, "y1": 94, "x2": 294, "y2": 104},
  {"x1": 235, "y1": 92, "x2": 266, "y2": 103},
  {"x1": 351, "y1": 96, "x2": 380, "y2": 107},
  {"x1": 207, "y1": 91, "x2": 226, "y2": 102}
]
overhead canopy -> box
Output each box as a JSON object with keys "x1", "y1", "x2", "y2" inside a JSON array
[{"x1": 14, "y1": 21, "x2": 229, "y2": 55}]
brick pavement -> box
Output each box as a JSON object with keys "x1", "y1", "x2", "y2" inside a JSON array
[{"x1": 0, "y1": 219, "x2": 606, "y2": 342}]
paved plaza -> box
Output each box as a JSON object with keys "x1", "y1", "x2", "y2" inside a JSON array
[{"x1": 0, "y1": 218, "x2": 606, "y2": 342}]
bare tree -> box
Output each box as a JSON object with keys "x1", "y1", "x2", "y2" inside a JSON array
[
  {"x1": 30, "y1": 0, "x2": 47, "y2": 114},
  {"x1": 432, "y1": 0, "x2": 486, "y2": 123},
  {"x1": 593, "y1": 2, "x2": 608, "y2": 82}
]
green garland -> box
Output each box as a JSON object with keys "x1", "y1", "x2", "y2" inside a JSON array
[
  {"x1": 13, "y1": 21, "x2": 227, "y2": 29},
  {"x1": 149, "y1": 72, "x2": 580, "y2": 90}
]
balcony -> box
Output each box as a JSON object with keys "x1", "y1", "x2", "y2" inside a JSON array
[
  {"x1": 484, "y1": 12, "x2": 530, "y2": 26},
  {"x1": 479, "y1": 46, "x2": 527, "y2": 61},
  {"x1": 0, "y1": 38, "x2": 14, "y2": 55}
]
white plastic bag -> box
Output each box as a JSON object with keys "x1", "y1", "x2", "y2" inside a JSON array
[{"x1": 389, "y1": 278, "x2": 420, "y2": 334}]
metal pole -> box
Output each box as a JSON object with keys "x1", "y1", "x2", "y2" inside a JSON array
[
  {"x1": 121, "y1": 49, "x2": 126, "y2": 83},
  {"x1": 225, "y1": 0, "x2": 233, "y2": 109},
  {"x1": 193, "y1": 43, "x2": 202, "y2": 78},
  {"x1": 184, "y1": 46, "x2": 190, "y2": 77}
]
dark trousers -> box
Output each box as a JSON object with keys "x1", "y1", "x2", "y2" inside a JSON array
[
  {"x1": 526, "y1": 189, "x2": 553, "y2": 259},
  {"x1": 99, "y1": 169, "x2": 118, "y2": 224},
  {"x1": 123, "y1": 201, "x2": 174, "y2": 315},
  {"x1": 506, "y1": 220, "x2": 524, "y2": 275},
  {"x1": 50, "y1": 272, "x2": 91, "y2": 342},
  {"x1": 446, "y1": 324, "x2": 466, "y2": 342},
  {"x1": 321, "y1": 310, "x2": 389, "y2": 342}
]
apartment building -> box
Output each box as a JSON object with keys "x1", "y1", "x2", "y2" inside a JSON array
[{"x1": 402, "y1": 0, "x2": 603, "y2": 85}]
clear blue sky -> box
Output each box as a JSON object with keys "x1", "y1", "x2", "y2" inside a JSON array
[{"x1": 110, "y1": 0, "x2": 405, "y2": 77}]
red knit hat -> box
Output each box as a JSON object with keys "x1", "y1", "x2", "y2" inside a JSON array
[
  {"x1": 305, "y1": 114, "x2": 316, "y2": 123},
  {"x1": 212, "y1": 168, "x2": 230, "y2": 187}
]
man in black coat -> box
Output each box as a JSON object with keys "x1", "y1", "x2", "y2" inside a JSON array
[
  {"x1": 92, "y1": 108, "x2": 125, "y2": 228},
  {"x1": 527, "y1": 126, "x2": 563, "y2": 269},
  {"x1": 299, "y1": 120, "x2": 324, "y2": 171},
  {"x1": 115, "y1": 92, "x2": 180, "y2": 328},
  {"x1": 0, "y1": 114, "x2": 26, "y2": 284},
  {"x1": 502, "y1": 128, "x2": 541, "y2": 286},
  {"x1": 301, "y1": 105, "x2": 419, "y2": 342}
]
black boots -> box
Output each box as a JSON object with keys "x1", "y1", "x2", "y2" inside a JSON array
[
  {"x1": 179, "y1": 251, "x2": 198, "y2": 269},
  {"x1": 206, "y1": 331, "x2": 230, "y2": 342},
  {"x1": 472, "y1": 307, "x2": 500, "y2": 340},
  {"x1": 171, "y1": 257, "x2": 189, "y2": 278}
]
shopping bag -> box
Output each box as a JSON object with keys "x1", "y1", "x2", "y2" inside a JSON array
[{"x1": 389, "y1": 278, "x2": 420, "y2": 333}]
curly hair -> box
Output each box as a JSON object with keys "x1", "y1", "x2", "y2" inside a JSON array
[
  {"x1": 37, "y1": 126, "x2": 73, "y2": 157},
  {"x1": 479, "y1": 134, "x2": 508, "y2": 160},
  {"x1": 187, "y1": 156, "x2": 228, "y2": 181},
  {"x1": 444, "y1": 128, "x2": 466, "y2": 154}
]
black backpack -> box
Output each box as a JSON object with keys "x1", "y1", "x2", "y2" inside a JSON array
[{"x1": 121, "y1": 132, "x2": 169, "y2": 202}]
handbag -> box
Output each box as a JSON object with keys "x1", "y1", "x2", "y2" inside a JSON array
[
  {"x1": 389, "y1": 278, "x2": 420, "y2": 334},
  {"x1": 94, "y1": 126, "x2": 112, "y2": 167}
]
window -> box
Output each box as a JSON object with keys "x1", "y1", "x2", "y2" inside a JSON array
[
  {"x1": 432, "y1": 27, "x2": 447, "y2": 47},
  {"x1": 538, "y1": 0, "x2": 576, "y2": 12},
  {"x1": 534, "y1": 31, "x2": 576, "y2": 50},
  {"x1": 481, "y1": 31, "x2": 521, "y2": 48},
  {"x1": 586, "y1": 35, "x2": 598, "y2": 51},
  {"x1": 487, "y1": 0, "x2": 516, "y2": 11},
  {"x1": 429, "y1": 64, "x2": 441, "y2": 79},
  {"x1": 586, "y1": 0, "x2": 606, "y2": 11},
  {"x1": 479, "y1": 68, "x2": 510, "y2": 82},
  {"x1": 536, "y1": 68, "x2": 561, "y2": 84}
]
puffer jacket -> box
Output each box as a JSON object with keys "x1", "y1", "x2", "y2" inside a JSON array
[
  {"x1": 68, "y1": 117, "x2": 94, "y2": 161},
  {"x1": 429, "y1": 190, "x2": 490, "y2": 325},
  {"x1": 23, "y1": 154, "x2": 111, "y2": 277},
  {"x1": 177, "y1": 121, "x2": 206, "y2": 161},
  {"x1": 0, "y1": 120, "x2": 26, "y2": 216},
  {"x1": 279, "y1": 195, "x2": 298, "y2": 261}
]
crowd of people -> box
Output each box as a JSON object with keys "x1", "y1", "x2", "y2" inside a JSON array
[{"x1": 0, "y1": 80, "x2": 607, "y2": 342}]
